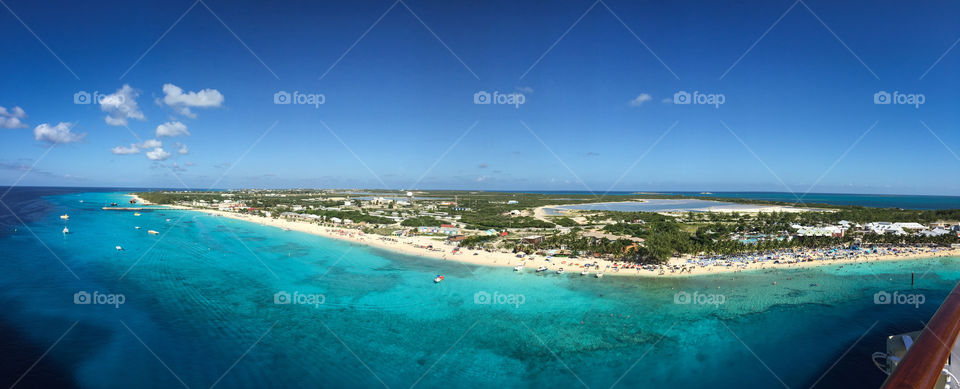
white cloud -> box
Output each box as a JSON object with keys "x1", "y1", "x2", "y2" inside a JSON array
[
  {"x1": 162, "y1": 84, "x2": 224, "y2": 117},
  {"x1": 0, "y1": 106, "x2": 26, "y2": 118},
  {"x1": 156, "y1": 121, "x2": 189, "y2": 137},
  {"x1": 661, "y1": 97, "x2": 672, "y2": 103},
  {"x1": 0, "y1": 106, "x2": 27, "y2": 129},
  {"x1": 174, "y1": 106, "x2": 197, "y2": 118},
  {"x1": 34, "y1": 122, "x2": 85, "y2": 144},
  {"x1": 516, "y1": 86, "x2": 534, "y2": 94},
  {"x1": 100, "y1": 84, "x2": 144, "y2": 126},
  {"x1": 176, "y1": 143, "x2": 189, "y2": 155},
  {"x1": 111, "y1": 144, "x2": 141, "y2": 155},
  {"x1": 146, "y1": 147, "x2": 171, "y2": 161},
  {"x1": 104, "y1": 116, "x2": 127, "y2": 126},
  {"x1": 140, "y1": 139, "x2": 162, "y2": 149},
  {"x1": 629, "y1": 94, "x2": 653, "y2": 107}
]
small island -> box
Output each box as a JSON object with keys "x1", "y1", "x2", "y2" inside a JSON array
[{"x1": 133, "y1": 189, "x2": 960, "y2": 276}]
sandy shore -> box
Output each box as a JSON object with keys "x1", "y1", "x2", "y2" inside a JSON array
[{"x1": 130, "y1": 194, "x2": 960, "y2": 278}]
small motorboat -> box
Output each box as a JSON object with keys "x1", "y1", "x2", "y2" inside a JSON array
[
  {"x1": 535, "y1": 266, "x2": 548, "y2": 273},
  {"x1": 59, "y1": 214, "x2": 69, "y2": 220},
  {"x1": 513, "y1": 264, "x2": 524, "y2": 272},
  {"x1": 434, "y1": 275, "x2": 445, "y2": 283},
  {"x1": 147, "y1": 230, "x2": 159, "y2": 235},
  {"x1": 595, "y1": 272, "x2": 604, "y2": 278},
  {"x1": 116, "y1": 246, "x2": 123, "y2": 251},
  {"x1": 580, "y1": 269, "x2": 589, "y2": 276},
  {"x1": 134, "y1": 226, "x2": 141, "y2": 230},
  {"x1": 62, "y1": 227, "x2": 70, "y2": 234},
  {"x1": 110, "y1": 203, "x2": 118, "y2": 207},
  {"x1": 134, "y1": 213, "x2": 141, "y2": 216},
  {"x1": 556, "y1": 268, "x2": 565, "y2": 275},
  {"x1": 165, "y1": 219, "x2": 171, "y2": 222}
]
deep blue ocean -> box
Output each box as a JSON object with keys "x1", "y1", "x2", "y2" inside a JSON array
[{"x1": 1, "y1": 187, "x2": 959, "y2": 388}]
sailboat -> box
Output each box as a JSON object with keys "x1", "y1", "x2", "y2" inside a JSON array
[
  {"x1": 62, "y1": 227, "x2": 70, "y2": 234},
  {"x1": 60, "y1": 214, "x2": 69, "y2": 220}
]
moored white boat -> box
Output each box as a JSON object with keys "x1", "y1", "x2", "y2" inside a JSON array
[
  {"x1": 116, "y1": 246, "x2": 123, "y2": 251},
  {"x1": 60, "y1": 214, "x2": 69, "y2": 220},
  {"x1": 556, "y1": 268, "x2": 565, "y2": 275},
  {"x1": 147, "y1": 230, "x2": 159, "y2": 235},
  {"x1": 434, "y1": 275, "x2": 444, "y2": 283},
  {"x1": 513, "y1": 264, "x2": 524, "y2": 271},
  {"x1": 595, "y1": 272, "x2": 604, "y2": 278},
  {"x1": 535, "y1": 266, "x2": 547, "y2": 272},
  {"x1": 62, "y1": 227, "x2": 69, "y2": 234}
]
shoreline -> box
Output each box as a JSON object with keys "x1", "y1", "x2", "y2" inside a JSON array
[{"x1": 129, "y1": 194, "x2": 960, "y2": 278}]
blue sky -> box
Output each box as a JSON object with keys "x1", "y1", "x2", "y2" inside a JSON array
[{"x1": 1, "y1": 0, "x2": 958, "y2": 194}]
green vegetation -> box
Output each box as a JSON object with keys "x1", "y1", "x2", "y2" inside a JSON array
[
  {"x1": 302, "y1": 209, "x2": 393, "y2": 225},
  {"x1": 457, "y1": 235, "x2": 498, "y2": 248},
  {"x1": 553, "y1": 217, "x2": 579, "y2": 227},
  {"x1": 401, "y1": 216, "x2": 444, "y2": 227},
  {"x1": 459, "y1": 214, "x2": 554, "y2": 229}
]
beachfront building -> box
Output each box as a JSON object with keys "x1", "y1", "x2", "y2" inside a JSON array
[
  {"x1": 522, "y1": 235, "x2": 545, "y2": 244},
  {"x1": 417, "y1": 224, "x2": 461, "y2": 236},
  {"x1": 894, "y1": 222, "x2": 927, "y2": 231},
  {"x1": 280, "y1": 212, "x2": 322, "y2": 222},
  {"x1": 793, "y1": 225, "x2": 844, "y2": 237},
  {"x1": 920, "y1": 228, "x2": 953, "y2": 237},
  {"x1": 864, "y1": 222, "x2": 905, "y2": 235}
]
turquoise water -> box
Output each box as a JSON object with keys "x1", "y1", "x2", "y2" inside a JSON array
[{"x1": 1, "y1": 189, "x2": 958, "y2": 388}]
